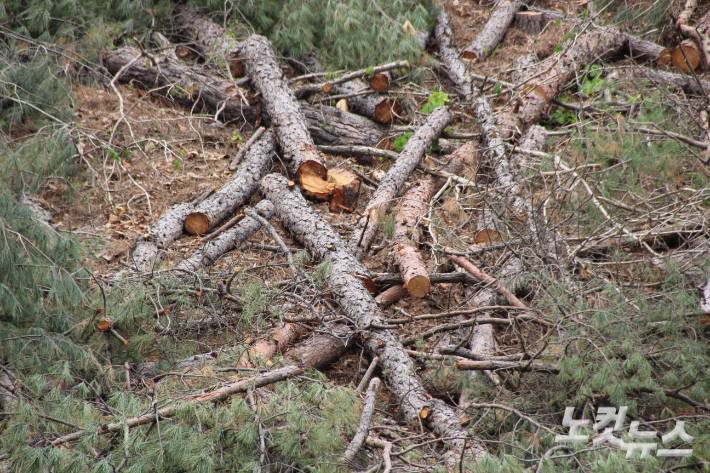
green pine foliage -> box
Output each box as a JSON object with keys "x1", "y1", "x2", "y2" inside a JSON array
[{"x1": 234, "y1": 0, "x2": 432, "y2": 70}]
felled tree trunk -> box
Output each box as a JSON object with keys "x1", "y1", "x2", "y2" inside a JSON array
[
  {"x1": 176, "y1": 200, "x2": 274, "y2": 272},
  {"x1": 260, "y1": 174, "x2": 486, "y2": 462},
  {"x1": 284, "y1": 324, "x2": 356, "y2": 369},
  {"x1": 104, "y1": 48, "x2": 390, "y2": 149},
  {"x1": 462, "y1": 0, "x2": 524, "y2": 61},
  {"x1": 331, "y1": 82, "x2": 404, "y2": 124},
  {"x1": 435, "y1": 10, "x2": 516, "y2": 190},
  {"x1": 496, "y1": 27, "x2": 626, "y2": 139},
  {"x1": 104, "y1": 47, "x2": 261, "y2": 124},
  {"x1": 679, "y1": 10, "x2": 710, "y2": 70},
  {"x1": 238, "y1": 35, "x2": 327, "y2": 184},
  {"x1": 346, "y1": 106, "x2": 453, "y2": 258},
  {"x1": 515, "y1": 11, "x2": 552, "y2": 35},
  {"x1": 184, "y1": 130, "x2": 275, "y2": 235},
  {"x1": 303, "y1": 104, "x2": 389, "y2": 148}
]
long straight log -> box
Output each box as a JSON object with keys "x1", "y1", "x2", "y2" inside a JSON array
[
  {"x1": 346, "y1": 106, "x2": 453, "y2": 257},
  {"x1": 176, "y1": 200, "x2": 275, "y2": 272},
  {"x1": 184, "y1": 130, "x2": 276, "y2": 236},
  {"x1": 238, "y1": 35, "x2": 327, "y2": 184},
  {"x1": 51, "y1": 365, "x2": 303, "y2": 446},
  {"x1": 462, "y1": 0, "x2": 525, "y2": 62},
  {"x1": 259, "y1": 174, "x2": 486, "y2": 462},
  {"x1": 455, "y1": 359, "x2": 560, "y2": 374}
]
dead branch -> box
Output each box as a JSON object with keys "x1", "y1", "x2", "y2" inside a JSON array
[
  {"x1": 341, "y1": 377, "x2": 381, "y2": 463},
  {"x1": 51, "y1": 365, "x2": 303, "y2": 446},
  {"x1": 463, "y1": 0, "x2": 525, "y2": 62},
  {"x1": 455, "y1": 359, "x2": 560, "y2": 374}
]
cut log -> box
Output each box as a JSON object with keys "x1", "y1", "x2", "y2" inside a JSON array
[
  {"x1": 176, "y1": 200, "x2": 274, "y2": 272},
  {"x1": 331, "y1": 82, "x2": 404, "y2": 124},
  {"x1": 375, "y1": 284, "x2": 409, "y2": 308},
  {"x1": 184, "y1": 130, "x2": 276, "y2": 235},
  {"x1": 462, "y1": 0, "x2": 524, "y2": 61},
  {"x1": 515, "y1": 11, "x2": 549, "y2": 35},
  {"x1": 393, "y1": 244, "x2": 430, "y2": 298},
  {"x1": 300, "y1": 168, "x2": 361, "y2": 211},
  {"x1": 238, "y1": 34, "x2": 327, "y2": 184},
  {"x1": 284, "y1": 324, "x2": 356, "y2": 369},
  {"x1": 671, "y1": 40, "x2": 701, "y2": 72},
  {"x1": 303, "y1": 104, "x2": 389, "y2": 149},
  {"x1": 369, "y1": 72, "x2": 390, "y2": 92},
  {"x1": 103, "y1": 47, "x2": 262, "y2": 125},
  {"x1": 105, "y1": 47, "x2": 389, "y2": 149},
  {"x1": 177, "y1": 9, "x2": 245, "y2": 78},
  {"x1": 496, "y1": 27, "x2": 626, "y2": 139},
  {"x1": 294, "y1": 60, "x2": 409, "y2": 99},
  {"x1": 346, "y1": 106, "x2": 453, "y2": 258},
  {"x1": 626, "y1": 35, "x2": 672, "y2": 64},
  {"x1": 259, "y1": 173, "x2": 486, "y2": 462}
]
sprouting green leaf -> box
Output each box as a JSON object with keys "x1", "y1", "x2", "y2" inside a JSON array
[
  {"x1": 172, "y1": 158, "x2": 181, "y2": 169},
  {"x1": 107, "y1": 149, "x2": 120, "y2": 162},
  {"x1": 393, "y1": 132, "x2": 413, "y2": 152},
  {"x1": 366, "y1": 66, "x2": 375, "y2": 76},
  {"x1": 493, "y1": 82, "x2": 501, "y2": 95},
  {"x1": 428, "y1": 139, "x2": 439, "y2": 153}
]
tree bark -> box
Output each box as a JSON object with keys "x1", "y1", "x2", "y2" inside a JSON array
[
  {"x1": 105, "y1": 47, "x2": 389, "y2": 149},
  {"x1": 283, "y1": 324, "x2": 356, "y2": 369},
  {"x1": 295, "y1": 61, "x2": 409, "y2": 98},
  {"x1": 259, "y1": 173, "x2": 486, "y2": 462},
  {"x1": 346, "y1": 106, "x2": 453, "y2": 258},
  {"x1": 238, "y1": 34, "x2": 327, "y2": 184},
  {"x1": 633, "y1": 65, "x2": 710, "y2": 94},
  {"x1": 331, "y1": 82, "x2": 404, "y2": 124},
  {"x1": 176, "y1": 200, "x2": 275, "y2": 272},
  {"x1": 341, "y1": 377, "x2": 381, "y2": 463},
  {"x1": 184, "y1": 130, "x2": 276, "y2": 236},
  {"x1": 455, "y1": 359, "x2": 560, "y2": 374},
  {"x1": 515, "y1": 11, "x2": 550, "y2": 35},
  {"x1": 496, "y1": 27, "x2": 626, "y2": 139},
  {"x1": 463, "y1": 0, "x2": 525, "y2": 61}
]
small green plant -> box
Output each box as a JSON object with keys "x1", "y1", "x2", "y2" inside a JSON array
[
  {"x1": 294, "y1": 250, "x2": 311, "y2": 267},
  {"x1": 550, "y1": 107, "x2": 576, "y2": 126},
  {"x1": 172, "y1": 158, "x2": 181, "y2": 169},
  {"x1": 421, "y1": 88, "x2": 449, "y2": 114},
  {"x1": 107, "y1": 148, "x2": 121, "y2": 162},
  {"x1": 580, "y1": 65, "x2": 604, "y2": 96},
  {"x1": 365, "y1": 66, "x2": 375, "y2": 76},
  {"x1": 231, "y1": 130, "x2": 242, "y2": 142},
  {"x1": 393, "y1": 131, "x2": 413, "y2": 152},
  {"x1": 313, "y1": 260, "x2": 333, "y2": 284},
  {"x1": 493, "y1": 82, "x2": 501, "y2": 95},
  {"x1": 377, "y1": 211, "x2": 395, "y2": 239},
  {"x1": 325, "y1": 71, "x2": 340, "y2": 81}
]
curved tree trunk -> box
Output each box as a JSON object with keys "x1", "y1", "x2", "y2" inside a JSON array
[
  {"x1": 346, "y1": 106, "x2": 453, "y2": 258},
  {"x1": 238, "y1": 35, "x2": 327, "y2": 184},
  {"x1": 259, "y1": 173, "x2": 486, "y2": 463},
  {"x1": 463, "y1": 0, "x2": 525, "y2": 62}
]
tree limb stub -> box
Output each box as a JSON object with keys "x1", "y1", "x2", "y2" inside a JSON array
[
  {"x1": 51, "y1": 365, "x2": 303, "y2": 446},
  {"x1": 346, "y1": 106, "x2": 453, "y2": 258},
  {"x1": 238, "y1": 34, "x2": 327, "y2": 184},
  {"x1": 259, "y1": 174, "x2": 486, "y2": 461}
]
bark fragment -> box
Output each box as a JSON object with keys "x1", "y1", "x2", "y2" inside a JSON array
[{"x1": 259, "y1": 173, "x2": 486, "y2": 461}]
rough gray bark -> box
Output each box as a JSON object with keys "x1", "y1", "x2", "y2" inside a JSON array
[
  {"x1": 284, "y1": 324, "x2": 356, "y2": 369},
  {"x1": 435, "y1": 10, "x2": 516, "y2": 190},
  {"x1": 330, "y1": 82, "x2": 403, "y2": 124},
  {"x1": 303, "y1": 104, "x2": 388, "y2": 148},
  {"x1": 633, "y1": 66, "x2": 710, "y2": 95},
  {"x1": 238, "y1": 35, "x2": 327, "y2": 183},
  {"x1": 295, "y1": 60, "x2": 409, "y2": 98},
  {"x1": 176, "y1": 200, "x2": 275, "y2": 272},
  {"x1": 105, "y1": 47, "x2": 388, "y2": 148},
  {"x1": 177, "y1": 9, "x2": 244, "y2": 77},
  {"x1": 346, "y1": 106, "x2": 453, "y2": 258},
  {"x1": 462, "y1": 0, "x2": 525, "y2": 62},
  {"x1": 259, "y1": 173, "x2": 486, "y2": 462},
  {"x1": 184, "y1": 130, "x2": 276, "y2": 235},
  {"x1": 127, "y1": 202, "x2": 194, "y2": 273}
]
